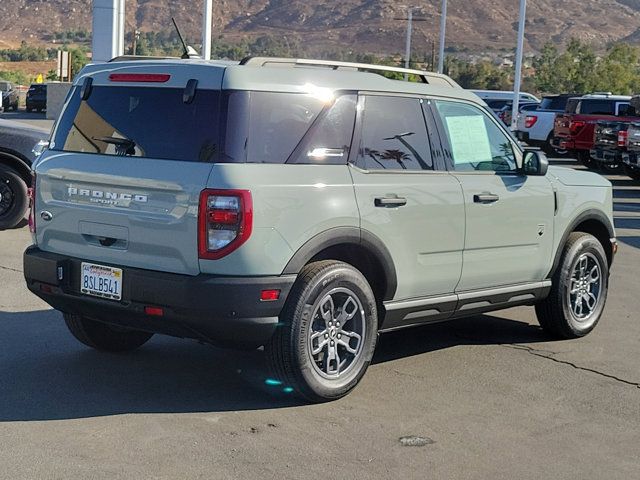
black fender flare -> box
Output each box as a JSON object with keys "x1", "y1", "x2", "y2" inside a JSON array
[
  {"x1": 548, "y1": 209, "x2": 615, "y2": 277},
  {"x1": 282, "y1": 226, "x2": 398, "y2": 301}
]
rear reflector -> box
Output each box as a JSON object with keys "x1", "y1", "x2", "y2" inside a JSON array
[
  {"x1": 109, "y1": 73, "x2": 171, "y2": 83},
  {"x1": 260, "y1": 289, "x2": 280, "y2": 302},
  {"x1": 144, "y1": 306, "x2": 164, "y2": 316}
]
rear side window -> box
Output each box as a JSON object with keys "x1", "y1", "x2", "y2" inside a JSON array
[
  {"x1": 579, "y1": 100, "x2": 616, "y2": 115},
  {"x1": 565, "y1": 99, "x2": 579, "y2": 114},
  {"x1": 223, "y1": 92, "x2": 325, "y2": 164},
  {"x1": 356, "y1": 96, "x2": 433, "y2": 171},
  {"x1": 51, "y1": 86, "x2": 221, "y2": 163}
]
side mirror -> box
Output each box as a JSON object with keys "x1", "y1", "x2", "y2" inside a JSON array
[{"x1": 523, "y1": 150, "x2": 548, "y2": 176}]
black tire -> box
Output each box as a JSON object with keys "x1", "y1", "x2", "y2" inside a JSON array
[
  {"x1": 265, "y1": 260, "x2": 378, "y2": 402},
  {"x1": 63, "y1": 313, "x2": 153, "y2": 352},
  {"x1": 600, "y1": 161, "x2": 623, "y2": 174},
  {"x1": 623, "y1": 164, "x2": 640, "y2": 181},
  {"x1": 535, "y1": 232, "x2": 609, "y2": 339},
  {"x1": 0, "y1": 164, "x2": 29, "y2": 230}
]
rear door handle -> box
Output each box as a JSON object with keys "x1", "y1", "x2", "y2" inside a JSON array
[
  {"x1": 375, "y1": 196, "x2": 407, "y2": 208},
  {"x1": 473, "y1": 193, "x2": 500, "y2": 204}
]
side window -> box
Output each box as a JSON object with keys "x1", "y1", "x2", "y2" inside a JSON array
[
  {"x1": 357, "y1": 96, "x2": 433, "y2": 171},
  {"x1": 434, "y1": 100, "x2": 517, "y2": 173},
  {"x1": 223, "y1": 91, "x2": 325, "y2": 164},
  {"x1": 287, "y1": 95, "x2": 356, "y2": 164}
]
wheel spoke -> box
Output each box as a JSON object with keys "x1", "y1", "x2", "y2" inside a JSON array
[
  {"x1": 573, "y1": 296, "x2": 583, "y2": 316},
  {"x1": 570, "y1": 278, "x2": 580, "y2": 294},
  {"x1": 325, "y1": 342, "x2": 341, "y2": 375},
  {"x1": 319, "y1": 295, "x2": 335, "y2": 326},
  {"x1": 584, "y1": 292, "x2": 598, "y2": 311},
  {"x1": 588, "y1": 265, "x2": 600, "y2": 284}
]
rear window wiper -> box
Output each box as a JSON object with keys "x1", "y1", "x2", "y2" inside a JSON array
[{"x1": 92, "y1": 136, "x2": 136, "y2": 156}]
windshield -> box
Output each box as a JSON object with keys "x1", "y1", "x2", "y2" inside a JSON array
[
  {"x1": 540, "y1": 96, "x2": 571, "y2": 111},
  {"x1": 51, "y1": 86, "x2": 221, "y2": 163}
]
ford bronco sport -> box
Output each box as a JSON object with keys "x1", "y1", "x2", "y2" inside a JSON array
[{"x1": 24, "y1": 57, "x2": 616, "y2": 402}]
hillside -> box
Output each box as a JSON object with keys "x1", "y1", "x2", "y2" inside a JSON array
[{"x1": 0, "y1": 0, "x2": 639, "y2": 54}]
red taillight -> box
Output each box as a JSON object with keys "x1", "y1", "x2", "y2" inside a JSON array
[
  {"x1": 618, "y1": 130, "x2": 629, "y2": 147},
  {"x1": 260, "y1": 289, "x2": 281, "y2": 302},
  {"x1": 198, "y1": 189, "x2": 253, "y2": 260},
  {"x1": 144, "y1": 306, "x2": 164, "y2": 317},
  {"x1": 569, "y1": 120, "x2": 586, "y2": 134},
  {"x1": 28, "y1": 174, "x2": 36, "y2": 234},
  {"x1": 108, "y1": 73, "x2": 171, "y2": 83},
  {"x1": 525, "y1": 115, "x2": 538, "y2": 128}
]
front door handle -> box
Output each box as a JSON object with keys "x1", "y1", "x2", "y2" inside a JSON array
[
  {"x1": 375, "y1": 196, "x2": 407, "y2": 208},
  {"x1": 473, "y1": 193, "x2": 500, "y2": 204}
]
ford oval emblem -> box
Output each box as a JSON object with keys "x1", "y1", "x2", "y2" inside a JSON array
[{"x1": 40, "y1": 211, "x2": 53, "y2": 221}]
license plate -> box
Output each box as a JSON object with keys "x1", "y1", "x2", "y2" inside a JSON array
[{"x1": 81, "y1": 262, "x2": 123, "y2": 301}]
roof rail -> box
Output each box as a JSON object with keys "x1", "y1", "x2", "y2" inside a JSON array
[
  {"x1": 109, "y1": 55, "x2": 179, "y2": 62},
  {"x1": 239, "y1": 56, "x2": 461, "y2": 88}
]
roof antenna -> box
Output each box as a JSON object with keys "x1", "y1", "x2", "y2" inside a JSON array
[{"x1": 172, "y1": 17, "x2": 201, "y2": 59}]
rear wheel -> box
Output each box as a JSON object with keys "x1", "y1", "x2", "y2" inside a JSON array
[
  {"x1": 64, "y1": 313, "x2": 153, "y2": 352},
  {"x1": 265, "y1": 260, "x2": 378, "y2": 402},
  {"x1": 0, "y1": 164, "x2": 28, "y2": 230},
  {"x1": 535, "y1": 232, "x2": 609, "y2": 339},
  {"x1": 600, "y1": 161, "x2": 623, "y2": 174}
]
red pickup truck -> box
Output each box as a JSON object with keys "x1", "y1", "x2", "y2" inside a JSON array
[{"x1": 552, "y1": 94, "x2": 637, "y2": 167}]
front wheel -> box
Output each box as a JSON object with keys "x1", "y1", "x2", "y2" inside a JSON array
[
  {"x1": 265, "y1": 261, "x2": 378, "y2": 402},
  {"x1": 535, "y1": 232, "x2": 609, "y2": 339},
  {"x1": 64, "y1": 313, "x2": 153, "y2": 352}
]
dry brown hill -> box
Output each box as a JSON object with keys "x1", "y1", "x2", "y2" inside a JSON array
[{"x1": 1, "y1": 0, "x2": 639, "y2": 54}]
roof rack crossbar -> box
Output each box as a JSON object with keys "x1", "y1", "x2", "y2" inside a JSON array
[{"x1": 239, "y1": 56, "x2": 460, "y2": 88}]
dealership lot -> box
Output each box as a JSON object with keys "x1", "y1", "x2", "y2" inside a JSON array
[{"x1": 1, "y1": 157, "x2": 639, "y2": 479}]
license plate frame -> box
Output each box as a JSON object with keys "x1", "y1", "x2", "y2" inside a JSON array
[{"x1": 80, "y1": 262, "x2": 123, "y2": 301}]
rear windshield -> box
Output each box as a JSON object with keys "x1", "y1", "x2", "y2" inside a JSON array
[
  {"x1": 540, "y1": 96, "x2": 571, "y2": 111},
  {"x1": 29, "y1": 85, "x2": 46, "y2": 92},
  {"x1": 51, "y1": 86, "x2": 221, "y2": 163},
  {"x1": 0, "y1": 82, "x2": 11, "y2": 92}
]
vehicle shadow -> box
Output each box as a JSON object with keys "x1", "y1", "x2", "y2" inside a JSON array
[{"x1": 0, "y1": 308, "x2": 549, "y2": 422}]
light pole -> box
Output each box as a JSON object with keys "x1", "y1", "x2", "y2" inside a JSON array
[
  {"x1": 511, "y1": 0, "x2": 527, "y2": 130},
  {"x1": 202, "y1": 0, "x2": 213, "y2": 59},
  {"x1": 437, "y1": 0, "x2": 447, "y2": 74}
]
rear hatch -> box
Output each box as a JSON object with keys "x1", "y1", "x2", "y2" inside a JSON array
[{"x1": 34, "y1": 63, "x2": 225, "y2": 275}]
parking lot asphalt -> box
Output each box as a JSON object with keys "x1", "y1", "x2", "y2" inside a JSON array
[
  {"x1": 0, "y1": 109, "x2": 54, "y2": 130},
  {"x1": 1, "y1": 159, "x2": 639, "y2": 479}
]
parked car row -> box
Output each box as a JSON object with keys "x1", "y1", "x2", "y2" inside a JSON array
[{"x1": 0, "y1": 80, "x2": 47, "y2": 113}]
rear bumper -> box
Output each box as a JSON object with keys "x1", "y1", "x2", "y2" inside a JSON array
[
  {"x1": 622, "y1": 152, "x2": 639, "y2": 166},
  {"x1": 590, "y1": 148, "x2": 622, "y2": 163},
  {"x1": 23, "y1": 246, "x2": 296, "y2": 349}
]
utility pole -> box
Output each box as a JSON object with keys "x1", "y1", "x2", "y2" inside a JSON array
[
  {"x1": 404, "y1": 7, "x2": 413, "y2": 80},
  {"x1": 202, "y1": 0, "x2": 213, "y2": 60},
  {"x1": 394, "y1": 7, "x2": 427, "y2": 78},
  {"x1": 511, "y1": 0, "x2": 527, "y2": 130},
  {"x1": 437, "y1": 0, "x2": 447, "y2": 74}
]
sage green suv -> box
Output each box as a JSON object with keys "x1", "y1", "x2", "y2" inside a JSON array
[{"x1": 24, "y1": 57, "x2": 616, "y2": 402}]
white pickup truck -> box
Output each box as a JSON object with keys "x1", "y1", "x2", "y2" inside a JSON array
[{"x1": 516, "y1": 94, "x2": 578, "y2": 154}]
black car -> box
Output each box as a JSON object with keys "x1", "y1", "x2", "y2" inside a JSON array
[
  {"x1": 0, "y1": 81, "x2": 19, "y2": 111},
  {"x1": 26, "y1": 84, "x2": 47, "y2": 112},
  {"x1": 0, "y1": 119, "x2": 50, "y2": 229}
]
